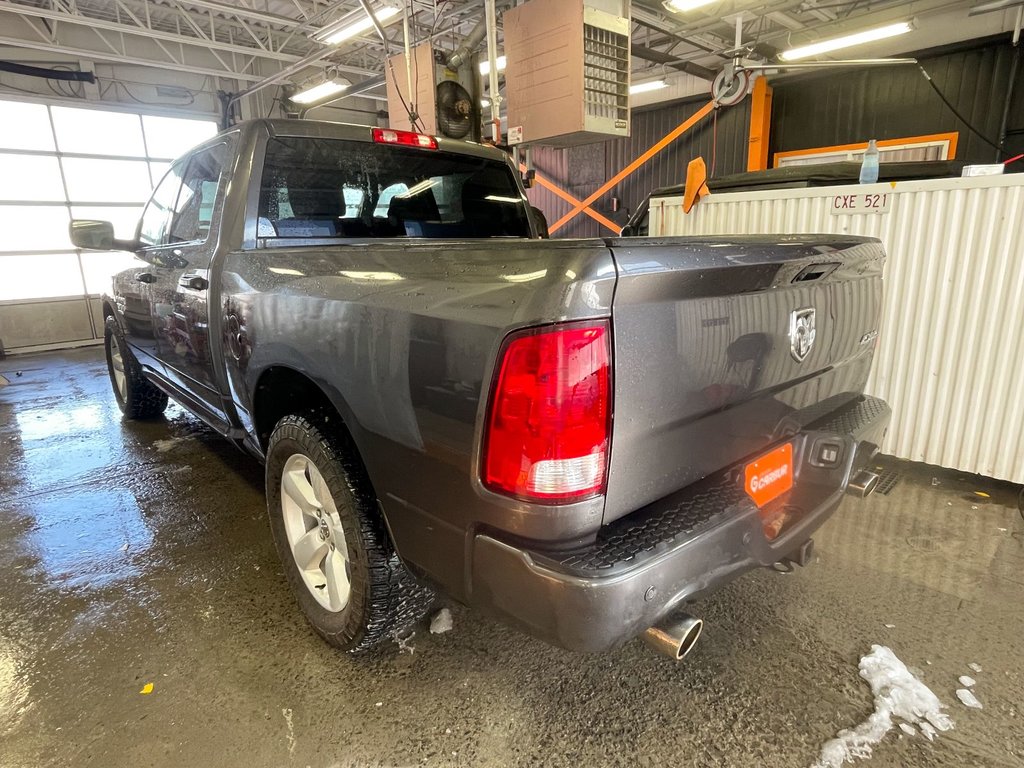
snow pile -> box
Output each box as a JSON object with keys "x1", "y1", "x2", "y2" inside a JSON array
[
  {"x1": 956, "y1": 666, "x2": 983, "y2": 709},
  {"x1": 813, "y1": 645, "x2": 954, "y2": 768},
  {"x1": 956, "y1": 688, "x2": 983, "y2": 709},
  {"x1": 394, "y1": 631, "x2": 416, "y2": 655},
  {"x1": 430, "y1": 608, "x2": 453, "y2": 635}
]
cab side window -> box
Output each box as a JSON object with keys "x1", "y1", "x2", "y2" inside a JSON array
[
  {"x1": 169, "y1": 144, "x2": 227, "y2": 244},
  {"x1": 138, "y1": 161, "x2": 186, "y2": 247}
]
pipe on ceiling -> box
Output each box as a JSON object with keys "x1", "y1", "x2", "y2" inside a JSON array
[
  {"x1": 447, "y1": 18, "x2": 488, "y2": 69},
  {"x1": 0, "y1": 60, "x2": 95, "y2": 82}
]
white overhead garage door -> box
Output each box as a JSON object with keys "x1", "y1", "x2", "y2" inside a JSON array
[{"x1": 0, "y1": 98, "x2": 217, "y2": 353}]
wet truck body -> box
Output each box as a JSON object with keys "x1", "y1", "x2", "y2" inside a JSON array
[{"x1": 88, "y1": 119, "x2": 889, "y2": 654}]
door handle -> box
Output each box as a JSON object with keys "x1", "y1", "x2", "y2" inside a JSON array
[
  {"x1": 137, "y1": 272, "x2": 155, "y2": 284},
  {"x1": 179, "y1": 275, "x2": 209, "y2": 291}
]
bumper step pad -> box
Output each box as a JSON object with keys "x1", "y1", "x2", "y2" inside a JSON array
[{"x1": 529, "y1": 395, "x2": 889, "y2": 577}]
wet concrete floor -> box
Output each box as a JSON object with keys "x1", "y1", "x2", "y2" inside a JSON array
[{"x1": 1, "y1": 347, "x2": 1022, "y2": 768}]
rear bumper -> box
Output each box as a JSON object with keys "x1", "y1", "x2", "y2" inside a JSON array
[{"x1": 468, "y1": 395, "x2": 890, "y2": 652}]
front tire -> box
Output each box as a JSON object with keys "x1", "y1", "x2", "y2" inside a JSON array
[
  {"x1": 265, "y1": 413, "x2": 433, "y2": 652},
  {"x1": 104, "y1": 316, "x2": 168, "y2": 419}
]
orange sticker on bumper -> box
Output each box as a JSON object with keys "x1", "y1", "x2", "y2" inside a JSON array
[{"x1": 744, "y1": 443, "x2": 794, "y2": 508}]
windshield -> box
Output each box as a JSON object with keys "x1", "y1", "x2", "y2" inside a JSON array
[{"x1": 257, "y1": 136, "x2": 533, "y2": 240}]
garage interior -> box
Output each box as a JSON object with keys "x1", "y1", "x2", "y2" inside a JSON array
[{"x1": 1, "y1": 0, "x2": 1023, "y2": 766}]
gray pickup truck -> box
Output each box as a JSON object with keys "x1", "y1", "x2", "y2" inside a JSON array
[{"x1": 71, "y1": 118, "x2": 890, "y2": 660}]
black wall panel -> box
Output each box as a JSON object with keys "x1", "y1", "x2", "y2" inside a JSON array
[{"x1": 771, "y1": 40, "x2": 1024, "y2": 166}]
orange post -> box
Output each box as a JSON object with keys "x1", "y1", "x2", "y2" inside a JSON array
[
  {"x1": 549, "y1": 100, "x2": 717, "y2": 235},
  {"x1": 747, "y1": 76, "x2": 773, "y2": 172}
]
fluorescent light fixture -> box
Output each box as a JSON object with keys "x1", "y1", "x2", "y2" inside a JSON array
[
  {"x1": 268, "y1": 267, "x2": 306, "y2": 276},
  {"x1": 291, "y1": 78, "x2": 349, "y2": 104},
  {"x1": 663, "y1": 0, "x2": 717, "y2": 12},
  {"x1": 969, "y1": 0, "x2": 1024, "y2": 15},
  {"x1": 629, "y1": 79, "x2": 668, "y2": 94},
  {"x1": 779, "y1": 21, "x2": 914, "y2": 61},
  {"x1": 316, "y1": 5, "x2": 400, "y2": 46},
  {"x1": 479, "y1": 55, "x2": 507, "y2": 76},
  {"x1": 485, "y1": 195, "x2": 523, "y2": 203}
]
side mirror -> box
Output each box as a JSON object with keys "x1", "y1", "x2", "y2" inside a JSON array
[
  {"x1": 530, "y1": 206, "x2": 549, "y2": 239},
  {"x1": 69, "y1": 219, "x2": 136, "y2": 251},
  {"x1": 70, "y1": 219, "x2": 114, "y2": 250}
]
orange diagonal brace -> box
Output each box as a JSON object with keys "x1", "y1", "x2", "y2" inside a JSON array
[
  {"x1": 549, "y1": 100, "x2": 717, "y2": 234},
  {"x1": 518, "y1": 163, "x2": 619, "y2": 234}
]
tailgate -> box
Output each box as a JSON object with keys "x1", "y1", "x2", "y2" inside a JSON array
[{"x1": 603, "y1": 235, "x2": 884, "y2": 523}]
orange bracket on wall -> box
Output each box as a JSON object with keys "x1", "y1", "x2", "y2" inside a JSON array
[
  {"x1": 548, "y1": 100, "x2": 717, "y2": 235},
  {"x1": 519, "y1": 163, "x2": 620, "y2": 234}
]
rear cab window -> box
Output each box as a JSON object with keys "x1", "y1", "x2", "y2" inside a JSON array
[{"x1": 256, "y1": 136, "x2": 532, "y2": 241}]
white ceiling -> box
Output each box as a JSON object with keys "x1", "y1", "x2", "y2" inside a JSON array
[{"x1": 0, "y1": 0, "x2": 1020, "y2": 109}]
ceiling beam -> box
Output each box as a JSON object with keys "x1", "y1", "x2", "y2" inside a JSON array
[
  {"x1": 163, "y1": 0, "x2": 306, "y2": 28},
  {"x1": 631, "y1": 7, "x2": 721, "y2": 54},
  {"x1": 0, "y1": 4, "x2": 385, "y2": 80},
  {"x1": 631, "y1": 43, "x2": 716, "y2": 79},
  {"x1": 766, "y1": 10, "x2": 805, "y2": 30},
  {"x1": 0, "y1": 2, "x2": 311, "y2": 64},
  {"x1": 750, "y1": 0, "x2": 982, "y2": 50},
  {"x1": 0, "y1": 34, "x2": 265, "y2": 81}
]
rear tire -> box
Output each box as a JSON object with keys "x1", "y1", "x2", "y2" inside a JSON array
[
  {"x1": 265, "y1": 413, "x2": 434, "y2": 652},
  {"x1": 104, "y1": 316, "x2": 168, "y2": 419}
]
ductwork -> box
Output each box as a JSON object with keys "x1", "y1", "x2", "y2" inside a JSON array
[{"x1": 447, "y1": 18, "x2": 488, "y2": 69}]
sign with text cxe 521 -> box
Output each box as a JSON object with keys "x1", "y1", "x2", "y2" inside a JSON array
[{"x1": 830, "y1": 191, "x2": 893, "y2": 215}]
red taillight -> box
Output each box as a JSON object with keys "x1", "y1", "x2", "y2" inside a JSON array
[
  {"x1": 371, "y1": 127, "x2": 438, "y2": 150},
  {"x1": 482, "y1": 321, "x2": 611, "y2": 503}
]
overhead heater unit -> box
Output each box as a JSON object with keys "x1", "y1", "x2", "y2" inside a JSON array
[
  {"x1": 385, "y1": 43, "x2": 481, "y2": 142},
  {"x1": 504, "y1": 0, "x2": 630, "y2": 147}
]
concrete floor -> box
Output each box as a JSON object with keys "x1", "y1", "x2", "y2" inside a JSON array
[{"x1": 1, "y1": 348, "x2": 1022, "y2": 768}]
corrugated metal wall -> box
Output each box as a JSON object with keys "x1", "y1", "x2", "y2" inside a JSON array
[
  {"x1": 772, "y1": 39, "x2": 1024, "y2": 165},
  {"x1": 650, "y1": 174, "x2": 1024, "y2": 484},
  {"x1": 527, "y1": 96, "x2": 751, "y2": 238}
]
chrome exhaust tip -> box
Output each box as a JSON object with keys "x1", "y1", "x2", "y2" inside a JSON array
[
  {"x1": 642, "y1": 614, "x2": 703, "y2": 661},
  {"x1": 847, "y1": 469, "x2": 880, "y2": 498}
]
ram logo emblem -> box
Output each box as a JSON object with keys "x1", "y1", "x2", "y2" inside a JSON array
[{"x1": 790, "y1": 308, "x2": 816, "y2": 362}]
